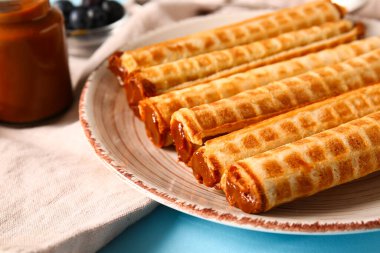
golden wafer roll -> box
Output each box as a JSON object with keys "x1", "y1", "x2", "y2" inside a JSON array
[
  {"x1": 140, "y1": 36, "x2": 378, "y2": 147},
  {"x1": 168, "y1": 25, "x2": 363, "y2": 93},
  {"x1": 115, "y1": 0, "x2": 345, "y2": 74},
  {"x1": 170, "y1": 48, "x2": 380, "y2": 163},
  {"x1": 190, "y1": 84, "x2": 380, "y2": 188},
  {"x1": 226, "y1": 111, "x2": 380, "y2": 213},
  {"x1": 130, "y1": 20, "x2": 353, "y2": 95}
]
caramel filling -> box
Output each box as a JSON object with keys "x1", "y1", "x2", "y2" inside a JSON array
[
  {"x1": 225, "y1": 165, "x2": 266, "y2": 214},
  {"x1": 108, "y1": 51, "x2": 125, "y2": 86},
  {"x1": 141, "y1": 103, "x2": 172, "y2": 147},
  {"x1": 171, "y1": 119, "x2": 200, "y2": 163},
  {"x1": 191, "y1": 149, "x2": 220, "y2": 187},
  {"x1": 124, "y1": 74, "x2": 148, "y2": 117},
  {"x1": 125, "y1": 73, "x2": 159, "y2": 117}
]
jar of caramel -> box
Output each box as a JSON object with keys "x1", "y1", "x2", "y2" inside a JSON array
[{"x1": 0, "y1": 0, "x2": 73, "y2": 123}]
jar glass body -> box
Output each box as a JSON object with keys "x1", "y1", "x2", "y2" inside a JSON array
[{"x1": 0, "y1": 0, "x2": 73, "y2": 123}]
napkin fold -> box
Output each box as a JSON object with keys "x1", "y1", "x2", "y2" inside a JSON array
[{"x1": 1, "y1": 0, "x2": 378, "y2": 253}]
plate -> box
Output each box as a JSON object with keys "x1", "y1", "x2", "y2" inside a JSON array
[{"x1": 79, "y1": 12, "x2": 380, "y2": 234}]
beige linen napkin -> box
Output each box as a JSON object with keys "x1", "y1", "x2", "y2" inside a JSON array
[
  {"x1": 0, "y1": 51, "x2": 158, "y2": 252},
  {"x1": 1, "y1": 1, "x2": 378, "y2": 253},
  {"x1": 0, "y1": 2, "x2": 227, "y2": 253}
]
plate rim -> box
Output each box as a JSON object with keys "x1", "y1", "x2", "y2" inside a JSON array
[{"x1": 79, "y1": 13, "x2": 380, "y2": 235}]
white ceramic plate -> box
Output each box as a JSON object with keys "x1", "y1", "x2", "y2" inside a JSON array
[{"x1": 79, "y1": 13, "x2": 380, "y2": 234}]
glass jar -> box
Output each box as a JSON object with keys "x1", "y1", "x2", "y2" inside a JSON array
[{"x1": 0, "y1": 0, "x2": 73, "y2": 123}]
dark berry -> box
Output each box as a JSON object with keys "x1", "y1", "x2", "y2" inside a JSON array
[
  {"x1": 87, "y1": 6, "x2": 108, "y2": 28},
  {"x1": 53, "y1": 0, "x2": 74, "y2": 26},
  {"x1": 69, "y1": 6, "x2": 88, "y2": 29},
  {"x1": 82, "y1": 0, "x2": 104, "y2": 7},
  {"x1": 101, "y1": 1, "x2": 124, "y2": 24}
]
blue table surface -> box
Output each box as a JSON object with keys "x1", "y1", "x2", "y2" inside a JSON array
[{"x1": 100, "y1": 205, "x2": 380, "y2": 253}]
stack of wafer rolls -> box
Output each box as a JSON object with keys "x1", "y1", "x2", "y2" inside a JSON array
[
  {"x1": 226, "y1": 111, "x2": 380, "y2": 213},
  {"x1": 189, "y1": 84, "x2": 380, "y2": 188},
  {"x1": 139, "y1": 37, "x2": 380, "y2": 147},
  {"x1": 127, "y1": 20, "x2": 360, "y2": 111},
  {"x1": 107, "y1": 0, "x2": 380, "y2": 214},
  {"x1": 170, "y1": 48, "x2": 380, "y2": 163},
  {"x1": 109, "y1": 0, "x2": 345, "y2": 80}
]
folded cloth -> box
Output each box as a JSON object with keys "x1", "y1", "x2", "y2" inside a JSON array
[{"x1": 0, "y1": 0, "x2": 378, "y2": 253}]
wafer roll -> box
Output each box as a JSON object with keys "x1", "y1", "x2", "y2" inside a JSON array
[
  {"x1": 171, "y1": 48, "x2": 380, "y2": 163},
  {"x1": 168, "y1": 25, "x2": 363, "y2": 93},
  {"x1": 140, "y1": 36, "x2": 378, "y2": 147},
  {"x1": 191, "y1": 84, "x2": 380, "y2": 188},
  {"x1": 226, "y1": 111, "x2": 380, "y2": 213},
  {"x1": 111, "y1": 0, "x2": 345, "y2": 78},
  {"x1": 128, "y1": 20, "x2": 354, "y2": 100}
]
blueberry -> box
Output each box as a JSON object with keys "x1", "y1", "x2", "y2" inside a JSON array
[
  {"x1": 69, "y1": 6, "x2": 88, "y2": 29},
  {"x1": 101, "y1": 1, "x2": 124, "y2": 24},
  {"x1": 87, "y1": 6, "x2": 108, "y2": 28},
  {"x1": 82, "y1": 0, "x2": 104, "y2": 7},
  {"x1": 53, "y1": 0, "x2": 74, "y2": 26}
]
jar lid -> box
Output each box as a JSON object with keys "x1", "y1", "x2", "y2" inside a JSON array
[{"x1": 0, "y1": 0, "x2": 50, "y2": 23}]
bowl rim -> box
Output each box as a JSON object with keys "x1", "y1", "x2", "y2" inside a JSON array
[{"x1": 66, "y1": 11, "x2": 127, "y2": 37}]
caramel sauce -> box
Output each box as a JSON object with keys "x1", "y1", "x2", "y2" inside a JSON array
[
  {"x1": 0, "y1": 0, "x2": 73, "y2": 123},
  {"x1": 124, "y1": 74, "x2": 146, "y2": 117},
  {"x1": 190, "y1": 149, "x2": 220, "y2": 187},
  {"x1": 142, "y1": 103, "x2": 168, "y2": 147},
  {"x1": 108, "y1": 51, "x2": 125, "y2": 86},
  {"x1": 170, "y1": 119, "x2": 200, "y2": 163}
]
